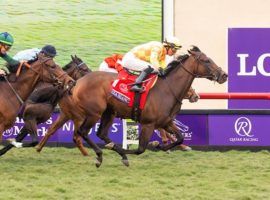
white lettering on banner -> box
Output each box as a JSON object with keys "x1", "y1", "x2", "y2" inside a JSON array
[
  {"x1": 237, "y1": 53, "x2": 270, "y2": 76},
  {"x1": 3, "y1": 126, "x2": 23, "y2": 137},
  {"x1": 62, "y1": 122, "x2": 74, "y2": 131}
]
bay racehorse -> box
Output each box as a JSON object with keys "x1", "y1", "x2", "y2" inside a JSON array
[
  {"x1": 74, "y1": 46, "x2": 227, "y2": 166},
  {"x1": 0, "y1": 53, "x2": 74, "y2": 144},
  {"x1": 0, "y1": 55, "x2": 91, "y2": 155}
]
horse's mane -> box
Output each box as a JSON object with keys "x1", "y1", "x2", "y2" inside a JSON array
[
  {"x1": 162, "y1": 45, "x2": 201, "y2": 76},
  {"x1": 163, "y1": 54, "x2": 189, "y2": 76},
  {"x1": 62, "y1": 61, "x2": 73, "y2": 70}
]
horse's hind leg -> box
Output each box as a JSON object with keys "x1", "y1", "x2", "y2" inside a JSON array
[
  {"x1": 77, "y1": 118, "x2": 103, "y2": 168},
  {"x1": 36, "y1": 113, "x2": 68, "y2": 152},
  {"x1": 96, "y1": 108, "x2": 129, "y2": 166}
]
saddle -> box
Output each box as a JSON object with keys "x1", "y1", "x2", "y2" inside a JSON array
[{"x1": 111, "y1": 68, "x2": 158, "y2": 121}]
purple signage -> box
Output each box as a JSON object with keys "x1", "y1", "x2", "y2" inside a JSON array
[
  {"x1": 3, "y1": 113, "x2": 124, "y2": 144},
  {"x1": 228, "y1": 28, "x2": 270, "y2": 109},
  {"x1": 150, "y1": 115, "x2": 208, "y2": 145},
  {"x1": 209, "y1": 115, "x2": 270, "y2": 146}
]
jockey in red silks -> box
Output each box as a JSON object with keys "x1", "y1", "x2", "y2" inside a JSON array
[{"x1": 99, "y1": 54, "x2": 123, "y2": 73}]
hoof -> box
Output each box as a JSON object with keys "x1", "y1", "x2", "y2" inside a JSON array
[
  {"x1": 148, "y1": 141, "x2": 160, "y2": 148},
  {"x1": 122, "y1": 159, "x2": 129, "y2": 167},
  {"x1": 35, "y1": 146, "x2": 42, "y2": 153},
  {"x1": 104, "y1": 142, "x2": 115, "y2": 150},
  {"x1": 95, "y1": 158, "x2": 102, "y2": 168}
]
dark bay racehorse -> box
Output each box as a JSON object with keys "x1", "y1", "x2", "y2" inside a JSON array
[
  {"x1": 0, "y1": 55, "x2": 90, "y2": 155},
  {"x1": 37, "y1": 46, "x2": 227, "y2": 167},
  {"x1": 0, "y1": 53, "x2": 74, "y2": 144}
]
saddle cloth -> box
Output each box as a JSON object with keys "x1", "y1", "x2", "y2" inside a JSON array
[{"x1": 111, "y1": 69, "x2": 158, "y2": 109}]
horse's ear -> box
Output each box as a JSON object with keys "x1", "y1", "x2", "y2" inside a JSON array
[
  {"x1": 187, "y1": 50, "x2": 192, "y2": 54},
  {"x1": 71, "y1": 55, "x2": 75, "y2": 61}
]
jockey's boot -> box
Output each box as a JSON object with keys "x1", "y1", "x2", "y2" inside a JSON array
[{"x1": 131, "y1": 66, "x2": 154, "y2": 92}]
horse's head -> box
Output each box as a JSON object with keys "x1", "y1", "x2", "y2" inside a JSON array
[
  {"x1": 187, "y1": 46, "x2": 227, "y2": 84},
  {"x1": 63, "y1": 55, "x2": 91, "y2": 80},
  {"x1": 30, "y1": 53, "x2": 75, "y2": 88}
]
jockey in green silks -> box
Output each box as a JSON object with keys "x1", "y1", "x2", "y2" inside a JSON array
[{"x1": 0, "y1": 32, "x2": 20, "y2": 75}]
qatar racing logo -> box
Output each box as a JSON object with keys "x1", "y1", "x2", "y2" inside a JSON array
[
  {"x1": 119, "y1": 83, "x2": 129, "y2": 93},
  {"x1": 234, "y1": 117, "x2": 253, "y2": 137}
]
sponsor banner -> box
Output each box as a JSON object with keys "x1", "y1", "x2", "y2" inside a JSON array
[
  {"x1": 3, "y1": 115, "x2": 58, "y2": 142},
  {"x1": 209, "y1": 115, "x2": 270, "y2": 146},
  {"x1": 3, "y1": 113, "x2": 124, "y2": 144},
  {"x1": 228, "y1": 28, "x2": 270, "y2": 109},
  {"x1": 150, "y1": 115, "x2": 208, "y2": 145}
]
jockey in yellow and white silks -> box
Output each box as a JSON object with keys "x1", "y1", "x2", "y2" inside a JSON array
[{"x1": 122, "y1": 36, "x2": 182, "y2": 92}]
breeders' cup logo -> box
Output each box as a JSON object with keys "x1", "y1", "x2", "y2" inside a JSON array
[
  {"x1": 234, "y1": 117, "x2": 253, "y2": 137},
  {"x1": 119, "y1": 83, "x2": 128, "y2": 93},
  {"x1": 230, "y1": 117, "x2": 258, "y2": 142},
  {"x1": 173, "y1": 119, "x2": 189, "y2": 132},
  {"x1": 155, "y1": 119, "x2": 192, "y2": 140}
]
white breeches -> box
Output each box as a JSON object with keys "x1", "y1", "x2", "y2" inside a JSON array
[
  {"x1": 121, "y1": 52, "x2": 158, "y2": 72},
  {"x1": 98, "y1": 61, "x2": 117, "y2": 73}
]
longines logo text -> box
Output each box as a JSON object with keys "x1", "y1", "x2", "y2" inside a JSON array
[{"x1": 237, "y1": 53, "x2": 270, "y2": 76}]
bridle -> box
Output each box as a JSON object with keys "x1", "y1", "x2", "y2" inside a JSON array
[
  {"x1": 7, "y1": 56, "x2": 69, "y2": 104},
  {"x1": 164, "y1": 51, "x2": 222, "y2": 105},
  {"x1": 66, "y1": 60, "x2": 89, "y2": 79},
  {"x1": 179, "y1": 52, "x2": 222, "y2": 81}
]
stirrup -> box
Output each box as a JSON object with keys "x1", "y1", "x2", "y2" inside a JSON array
[{"x1": 131, "y1": 85, "x2": 143, "y2": 92}]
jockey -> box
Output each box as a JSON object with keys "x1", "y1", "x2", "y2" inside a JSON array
[
  {"x1": 99, "y1": 54, "x2": 123, "y2": 73},
  {"x1": 121, "y1": 36, "x2": 182, "y2": 92},
  {"x1": 0, "y1": 32, "x2": 20, "y2": 75},
  {"x1": 14, "y1": 44, "x2": 57, "y2": 61}
]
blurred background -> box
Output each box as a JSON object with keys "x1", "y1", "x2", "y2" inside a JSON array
[{"x1": 0, "y1": 0, "x2": 161, "y2": 68}]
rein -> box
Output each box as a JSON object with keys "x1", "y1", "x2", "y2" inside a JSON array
[{"x1": 4, "y1": 76, "x2": 24, "y2": 104}]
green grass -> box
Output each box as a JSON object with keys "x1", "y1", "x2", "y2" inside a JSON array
[
  {"x1": 0, "y1": 147, "x2": 270, "y2": 200},
  {"x1": 0, "y1": 0, "x2": 161, "y2": 69}
]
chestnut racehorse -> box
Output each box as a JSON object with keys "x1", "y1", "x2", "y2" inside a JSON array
[
  {"x1": 38, "y1": 46, "x2": 227, "y2": 167},
  {"x1": 0, "y1": 53, "x2": 74, "y2": 144},
  {"x1": 0, "y1": 55, "x2": 92, "y2": 157}
]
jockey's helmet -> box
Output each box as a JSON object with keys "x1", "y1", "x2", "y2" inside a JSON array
[
  {"x1": 163, "y1": 36, "x2": 182, "y2": 50},
  {"x1": 41, "y1": 45, "x2": 57, "y2": 58},
  {"x1": 0, "y1": 32, "x2": 14, "y2": 46}
]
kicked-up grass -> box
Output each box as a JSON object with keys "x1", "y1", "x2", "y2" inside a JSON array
[{"x1": 0, "y1": 147, "x2": 270, "y2": 200}]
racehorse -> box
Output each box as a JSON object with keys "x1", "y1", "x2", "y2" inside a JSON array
[
  {"x1": 37, "y1": 46, "x2": 227, "y2": 167},
  {"x1": 0, "y1": 55, "x2": 91, "y2": 156},
  {"x1": 0, "y1": 53, "x2": 74, "y2": 144},
  {"x1": 75, "y1": 46, "x2": 227, "y2": 166}
]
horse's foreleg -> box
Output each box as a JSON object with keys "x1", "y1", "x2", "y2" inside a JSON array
[
  {"x1": 124, "y1": 124, "x2": 155, "y2": 155},
  {"x1": 96, "y1": 109, "x2": 129, "y2": 166},
  {"x1": 36, "y1": 113, "x2": 68, "y2": 152},
  {"x1": 77, "y1": 117, "x2": 103, "y2": 168}
]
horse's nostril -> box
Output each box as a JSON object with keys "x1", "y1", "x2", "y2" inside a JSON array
[{"x1": 222, "y1": 74, "x2": 228, "y2": 79}]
